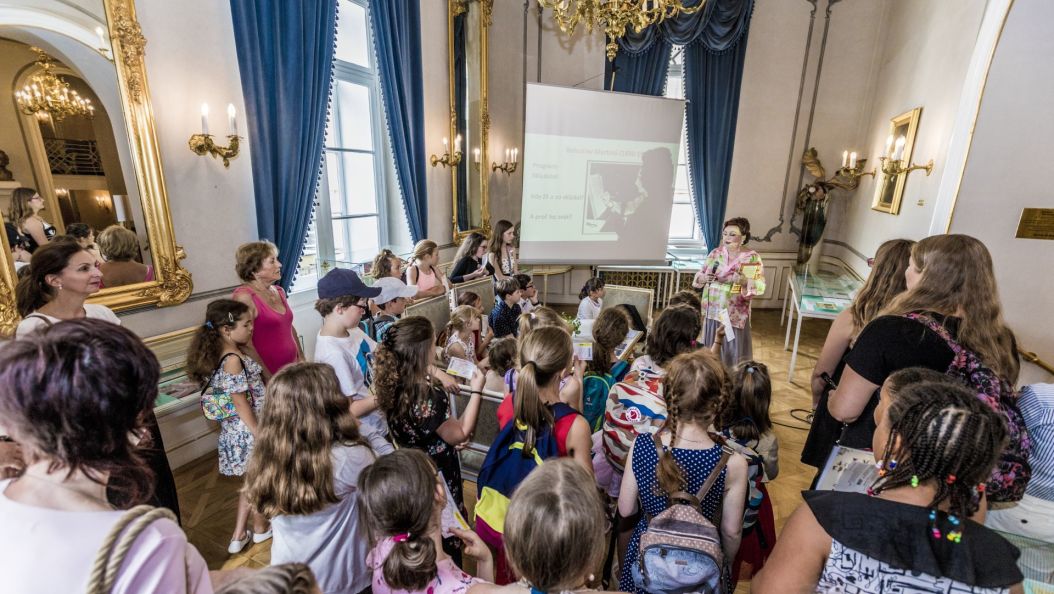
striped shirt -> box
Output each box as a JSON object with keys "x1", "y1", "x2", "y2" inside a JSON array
[{"x1": 1021, "y1": 383, "x2": 1054, "y2": 501}]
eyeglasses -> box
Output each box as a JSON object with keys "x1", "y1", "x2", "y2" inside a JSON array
[{"x1": 353, "y1": 302, "x2": 369, "y2": 313}]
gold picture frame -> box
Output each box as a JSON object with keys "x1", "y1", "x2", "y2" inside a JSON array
[
  {"x1": 448, "y1": 0, "x2": 492, "y2": 243},
  {"x1": 872, "y1": 107, "x2": 923, "y2": 215},
  {"x1": 0, "y1": 0, "x2": 192, "y2": 335}
]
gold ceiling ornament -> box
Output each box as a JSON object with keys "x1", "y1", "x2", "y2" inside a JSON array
[
  {"x1": 15, "y1": 48, "x2": 95, "y2": 121},
  {"x1": 537, "y1": 0, "x2": 704, "y2": 61}
]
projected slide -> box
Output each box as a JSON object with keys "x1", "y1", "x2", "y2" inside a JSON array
[{"x1": 519, "y1": 84, "x2": 684, "y2": 265}]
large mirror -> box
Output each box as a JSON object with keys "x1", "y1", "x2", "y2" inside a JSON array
[
  {"x1": 448, "y1": 0, "x2": 490, "y2": 242},
  {"x1": 0, "y1": 0, "x2": 191, "y2": 334}
]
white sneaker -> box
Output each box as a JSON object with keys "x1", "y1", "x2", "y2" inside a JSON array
[
  {"x1": 252, "y1": 528, "x2": 273, "y2": 544},
  {"x1": 228, "y1": 530, "x2": 252, "y2": 554}
]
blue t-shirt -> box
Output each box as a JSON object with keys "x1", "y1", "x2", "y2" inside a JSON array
[{"x1": 489, "y1": 300, "x2": 521, "y2": 339}]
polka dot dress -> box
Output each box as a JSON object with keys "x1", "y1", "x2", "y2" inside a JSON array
[{"x1": 619, "y1": 433, "x2": 728, "y2": 593}]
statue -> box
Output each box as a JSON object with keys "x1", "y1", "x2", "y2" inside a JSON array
[
  {"x1": 795, "y1": 148, "x2": 868, "y2": 269},
  {"x1": 0, "y1": 150, "x2": 13, "y2": 181}
]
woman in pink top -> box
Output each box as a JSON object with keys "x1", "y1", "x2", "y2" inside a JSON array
[
  {"x1": 360, "y1": 449, "x2": 494, "y2": 594},
  {"x1": 407, "y1": 239, "x2": 449, "y2": 299},
  {"x1": 232, "y1": 240, "x2": 303, "y2": 375},
  {"x1": 0, "y1": 320, "x2": 212, "y2": 593}
]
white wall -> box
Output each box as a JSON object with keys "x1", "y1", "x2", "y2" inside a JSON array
[
  {"x1": 949, "y1": 0, "x2": 1054, "y2": 383},
  {"x1": 116, "y1": 0, "x2": 258, "y2": 336},
  {"x1": 822, "y1": 0, "x2": 987, "y2": 272}
]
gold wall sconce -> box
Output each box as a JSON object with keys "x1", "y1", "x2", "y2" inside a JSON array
[
  {"x1": 879, "y1": 134, "x2": 933, "y2": 178},
  {"x1": 431, "y1": 135, "x2": 462, "y2": 168},
  {"x1": 189, "y1": 103, "x2": 241, "y2": 168},
  {"x1": 492, "y1": 147, "x2": 518, "y2": 175},
  {"x1": 836, "y1": 150, "x2": 875, "y2": 182}
]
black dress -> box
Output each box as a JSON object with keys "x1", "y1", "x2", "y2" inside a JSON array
[
  {"x1": 805, "y1": 491, "x2": 1022, "y2": 592},
  {"x1": 448, "y1": 256, "x2": 482, "y2": 284}
]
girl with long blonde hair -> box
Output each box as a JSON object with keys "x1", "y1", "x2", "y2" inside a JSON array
[
  {"x1": 828, "y1": 234, "x2": 1020, "y2": 430},
  {"x1": 407, "y1": 239, "x2": 449, "y2": 299},
  {"x1": 617, "y1": 350, "x2": 748, "y2": 593},
  {"x1": 443, "y1": 305, "x2": 482, "y2": 365},
  {"x1": 245, "y1": 362, "x2": 375, "y2": 594}
]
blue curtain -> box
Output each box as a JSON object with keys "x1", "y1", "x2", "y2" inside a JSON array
[
  {"x1": 614, "y1": 0, "x2": 754, "y2": 248},
  {"x1": 605, "y1": 40, "x2": 672, "y2": 96},
  {"x1": 230, "y1": 0, "x2": 337, "y2": 290},
  {"x1": 369, "y1": 0, "x2": 429, "y2": 243}
]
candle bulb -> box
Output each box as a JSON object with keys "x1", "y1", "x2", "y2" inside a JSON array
[
  {"x1": 885, "y1": 135, "x2": 894, "y2": 158},
  {"x1": 474, "y1": 148, "x2": 480, "y2": 163},
  {"x1": 841, "y1": 150, "x2": 848, "y2": 168},
  {"x1": 849, "y1": 151, "x2": 857, "y2": 168},
  {"x1": 95, "y1": 26, "x2": 107, "y2": 49},
  {"x1": 227, "y1": 103, "x2": 237, "y2": 136},
  {"x1": 894, "y1": 136, "x2": 906, "y2": 161},
  {"x1": 442, "y1": 137, "x2": 448, "y2": 150},
  {"x1": 454, "y1": 134, "x2": 461, "y2": 152},
  {"x1": 200, "y1": 103, "x2": 209, "y2": 135},
  {"x1": 505, "y1": 148, "x2": 511, "y2": 162},
  {"x1": 514, "y1": 148, "x2": 519, "y2": 163}
]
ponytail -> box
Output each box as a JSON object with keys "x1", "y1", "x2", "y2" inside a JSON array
[
  {"x1": 578, "y1": 277, "x2": 604, "y2": 300},
  {"x1": 382, "y1": 535, "x2": 438, "y2": 591},
  {"x1": 724, "y1": 361, "x2": 772, "y2": 441},
  {"x1": 586, "y1": 307, "x2": 630, "y2": 376},
  {"x1": 515, "y1": 327, "x2": 572, "y2": 454}
]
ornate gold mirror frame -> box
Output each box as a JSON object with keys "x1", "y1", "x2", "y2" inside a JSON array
[
  {"x1": 0, "y1": 0, "x2": 192, "y2": 335},
  {"x1": 872, "y1": 107, "x2": 923, "y2": 215},
  {"x1": 448, "y1": 0, "x2": 492, "y2": 243}
]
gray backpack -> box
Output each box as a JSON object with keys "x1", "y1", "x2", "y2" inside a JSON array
[{"x1": 631, "y1": 434, "x2": 734, "y2": 594}]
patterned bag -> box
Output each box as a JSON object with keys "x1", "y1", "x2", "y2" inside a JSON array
[
  {"x1": 631, "y1": 434, "x2": 734, "y2": 594},
  {"x1": 199, "y1": 353, "x2": 250, "y2": 422},
  {"x1": 603, "y1": 368, "x2": 667, "y2": 472},
  {"x1": 906, "y1": 313, "x2": 1032, "y2": 502}
]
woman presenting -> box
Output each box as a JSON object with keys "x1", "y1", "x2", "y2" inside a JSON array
[{"x1": 693, "y1": 217, "x2": 765, "y2": 366}]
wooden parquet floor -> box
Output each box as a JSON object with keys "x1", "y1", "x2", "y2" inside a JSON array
[{"x1": 174, "y1": 308, "x2": 832, "y2": 585}]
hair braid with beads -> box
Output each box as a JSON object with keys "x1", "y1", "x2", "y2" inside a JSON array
[{"x1": 872, "y1": 381, "x2": 1008, "y2": 520}]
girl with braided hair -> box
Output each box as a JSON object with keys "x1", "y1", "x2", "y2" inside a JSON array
[
  {"x1": 617, "y1": 350, "x2": 749, "y2": 593},
  {"x1": 755, "y1": 369, "x2": 1024, "y2": 594}
]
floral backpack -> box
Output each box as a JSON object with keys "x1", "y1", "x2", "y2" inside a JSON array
[{"x1": 906, "y1": 313, "x2": 1032, "y2": 502}]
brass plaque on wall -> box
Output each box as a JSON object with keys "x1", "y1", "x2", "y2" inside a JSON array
[{"x1": 1016, "y1": 208, "x2": 1054, "y2": 240}]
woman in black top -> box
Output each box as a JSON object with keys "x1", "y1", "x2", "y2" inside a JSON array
[
  {"x1": 756, "y1": 377, "x2": 1023, "y2": 593},
  {"x1": 827, "y1": 235, "x2": 1019, "y2": 428},
  {"x1": 448, "y1": 231, "x2": 489, "y2": 284}
]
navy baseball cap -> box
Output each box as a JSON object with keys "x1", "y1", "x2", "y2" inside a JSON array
[{"x1": 317, "y1": 268, "x2": 382, "y2": 299}]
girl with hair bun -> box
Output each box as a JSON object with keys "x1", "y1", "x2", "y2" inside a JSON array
[
  {"x1": 407, "y1": 239, "x2": 450, "y2": 299},
  {"x1": 755, "y1": 370, "x2": 1024, "y2": 593},
  {"x1": 617, "y1": 349, "x2": 748, "y2": 593},
  {"x1": 360, "y1": 449, "x2": 494, "y2": 594}
]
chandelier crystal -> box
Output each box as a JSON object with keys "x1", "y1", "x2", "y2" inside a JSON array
[
  {"x1": 15, "y1": 48, "x2": 94, "y2": 122},
  {"x1": 537, "y1": 0, "x2": 704, "y2": 61}
]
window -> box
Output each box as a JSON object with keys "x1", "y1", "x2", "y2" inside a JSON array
[
  {"x1": 293, "y1": 0, "x2": 407, "y2": 292},
  {"x1": 665, "y1": 47, "x2": 705, "y2": 246}
]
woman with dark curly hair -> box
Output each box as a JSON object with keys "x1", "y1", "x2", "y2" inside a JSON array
[
  {"x1": 0, "y1": 319, "x2": 211, "y2": 592},
  {"x1": 692, "y1": 217, "x2": 765, "y2": 366},
  {"x1": 372, "y1": 317, "x2": 486, "y2": 563}
]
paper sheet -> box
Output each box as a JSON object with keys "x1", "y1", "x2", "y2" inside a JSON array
[
  {"x1": 816, "y1": 445, "x2": 879, "y2": 494},
  {"x1": 718, "y1": 308, "x2": 736, "y2": 342},
  {"x1": 438, "y1": 471, "x2": 470, "y2": 538},
  {"x1": 573, "y1": 342, "x2": 594, "y2": 361},
  {"x1": 445, "y1": 357, "x2": 478, "y2": 380}
]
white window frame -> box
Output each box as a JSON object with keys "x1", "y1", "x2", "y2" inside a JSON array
[{"x1": 294, "y1": 0, "x2": 391, "y2": 291}]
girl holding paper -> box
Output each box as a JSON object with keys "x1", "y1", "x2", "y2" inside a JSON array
[{"x1": 693, "y1": 217, "x2": 765, "y2": 366}]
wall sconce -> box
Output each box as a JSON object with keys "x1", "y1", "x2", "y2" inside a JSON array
[
  {"x1": 430, "y1": 135, "x2": 462, "y2": 168},
  {"x1": 189, "y1": 103, "x2": 241, "y2": 168},
  {"x1": 492, "y1": 147, "x2": 518, "y2": 175},
  {"x1": 836, "y1": 149, "x2": 875, "y2": 181},
  {"x1": 879, "y1": 135, "x2": 933, "y2": 178}
]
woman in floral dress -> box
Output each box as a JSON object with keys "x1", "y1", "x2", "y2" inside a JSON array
[{"x1": 693, "y1": 217, "x2": 766, "y2": 366}]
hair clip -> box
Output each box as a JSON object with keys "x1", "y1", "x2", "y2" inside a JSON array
[
  {"x1": 746, "y1": 366, "x2": 756, "y2": 374},
  {"x1": 691, "y1": 339, "x2": 698, "y2": 347},
  {"x1": 392, "y1": 533, "x2": 411, "y2": 543},
  {"x1": 910, "y1": 475, "x2": 920, "y2": 488},
  {"x1": 866, "y1": 487, "x2": 875, "y2": 497},
  {"x1": 977, "y1": 483, "x2": 986, "y2": 493},
  {"x1": 948, "y1": 515, "x2": 961, "y2": 526},
  {"x1": 227, "y1": 312, "x2": 235, "y2": 324},
  {"x1": 878, "y1": 468, "x2": 888, "y2": 477},
  {"x1": 946, "y1": 474, "x2": 956, "y2": 485},
  {"x1": 204, "y1": 320, "x2": 214, "y2": 329},
  {"x1": 929, "y1": 510, "x2": 941, "y2": 539},
  {"x1": 946, "y1": 531, "x2": 962, "y2": 543},
  {"x1": 888, "y1": 459, "x2": 898, "y2": 470}
]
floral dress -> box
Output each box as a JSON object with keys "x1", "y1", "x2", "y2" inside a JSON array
[
  {"x1": 697, "y1": 245, "x2": 765, "y2": 329},
  {"x1": 213, "y1": 355, "x2": 266, "y2": 476}
]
